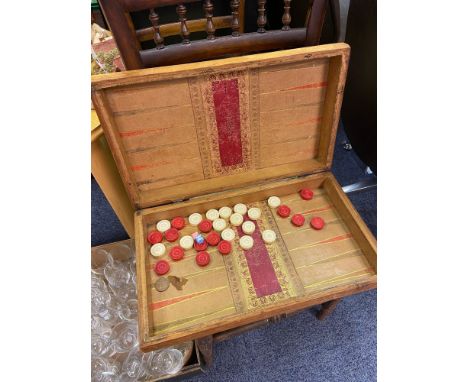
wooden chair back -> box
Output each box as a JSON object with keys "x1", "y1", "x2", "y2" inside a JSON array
[{"x1": 98, "y1": 0, "x2": 327, "y2": 70}]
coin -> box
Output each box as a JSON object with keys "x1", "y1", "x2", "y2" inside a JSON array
[
  {"x1": 168, "y1": 275, "x2": 188, "y2": 290},
  {"x1": 155, "y1": 277, "x2": 170, "y2": 292}
]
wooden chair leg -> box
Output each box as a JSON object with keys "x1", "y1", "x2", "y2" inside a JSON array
[
  {"x1": 316, "y1": 298, "x2": 341, "y2": 320},
  {"x1": 195, "y1": 335, "x2": 214, "y2": 368}
]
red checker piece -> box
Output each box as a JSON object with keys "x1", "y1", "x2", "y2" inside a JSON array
[
  {"x1": 300, "y1": 188, "x2": 314, "y2": 200},
  {"x1": 194, "y1": 240, "x2": 208, "y2": 251},
  {"x1": 147, "y1": 230, "x2": 163, "y2": 244},
  {"x1": 206, "y1": 231, "x2": 221, "y2": 246},
  {"x1": 171, "y1": 216, "x2": 185, "y2": 230},
  {"x1": 217, "y1": 240, "x2": 232, "y2": 255},
  {"x1": 277, "y1": 205, "x2": 291, "y2": 218},
  {"x1": 198, "y1": 219, "x2": 213, "y2": 233},
  {"x1": 164, "y1": 228, "x2": 179, "y2": 242},
  {"x1": 154, "y1": 260, "x2": 170, "y2": 275},
  {"x1": 169, "y1": 246, "x2": 185, "y2": 261},
  {"x1": 195, "y1": 251, "x2": 211, "y2": 267},
  {"x1": 310, "y1": 216, "x2": 325, "y2": 230},
  {"x1": 291, "y1": 213, "x2": 305, "y2": 227}
]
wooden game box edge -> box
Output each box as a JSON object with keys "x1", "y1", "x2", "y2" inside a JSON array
[
  {"x1": 135, "y1": 171, "x2": 377, "y2": 352},
  {"x1": 91, "y1": 43, "x2": 350, "y2": 90},
  {"x1": 91, "y1": 43, "x2": 350, "y2": 210}
]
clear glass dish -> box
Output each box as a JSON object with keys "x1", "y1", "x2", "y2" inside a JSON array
[
  {"x1": 142, "y1": 348, "x2": 184, "y2": 377},
  {"x1": 91, "y1": 248, "x2": 113, "y2": 276},
  {"x1": 111, "y1": 321, "x2": 138, "y2": 353}
]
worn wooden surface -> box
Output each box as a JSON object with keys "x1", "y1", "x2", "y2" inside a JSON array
[
  {"x1": 92, "y1": 44, "x2": 350, "y2": 210},
  {"x1": 136, "y1": 173, "x2": 377, "y2": 351}
]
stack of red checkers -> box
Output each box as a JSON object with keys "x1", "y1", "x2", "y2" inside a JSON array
[
  {"x1": 277, "y1": 205, "x2": 291, "y2": 218},
  {"x1": 147, "y1": 230, "x2": 163, "y2": 244},
  {"x1": 154, "y1": 260, "x2": 170, "y2": 275},
  {"x1": 300, "y1": 188, "x2": 314, "y2": 200},
  {"x1": 171, "y1": 216, "x2": 185, "y2": 230},
  {"x1": 310, "y1": 217, "x2": 325, "y2": 230},
  {"x1": 206, "y1": 231, "x2": 221, "y2": 246},
  {"x1": 217, "y1": 240, "x2": 232, "y2": 255},
  {"x1": 164, "y1": 228, "x2": 179, "y2": 242},
  {"x1": 196, "y1": 251, "x2": 210, "y2": 267},
  {"x1": 169, "y1": 246, "x2": 185, "y2": 261},
  {"x1": 194, "y1": 240, "x2": 208, "y2": 251},
  {"x1": 291, "y1": 213, "x2": 305, "y2": 227},
  {"x1": 198, "y1": 219, "x2": 212, "y2": 233}
]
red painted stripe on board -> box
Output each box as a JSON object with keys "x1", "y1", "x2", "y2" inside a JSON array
[
  {"x1": 131, "y1": 164, "x2": 149, "y2": 171},
  {"x1": 211, "y1": 79, "x2": 243, "y2": 167},
  {"x1": 149, "y1": 290, "x2": 209, "y2": 310},
  {"x1": 119, "y1": 127, "x2": 168, "y2": 138},
  {"x1": 236, "y1": 219, "x2": 282, "y2": 297},
  {"x1": 303, "y1": 205, "x2": 333, "y2": 214},
  {"x1": 285, "y1": 81, "x2": 328, "y2": 91},
  {"x1": 287, "y1": 116, "x2": 322, "y2": 127},
  {"x1": 317, "y1": 233, "x2": 352, "y2": 245},
  {"x1": 130, "y1": 160, "x2": 171, "y2": 171}
]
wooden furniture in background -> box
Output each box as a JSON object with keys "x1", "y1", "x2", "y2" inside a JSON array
[
  {"x1": 98, "y1": 0, "x2": 327, "y2": 69},
  {"x1": 92, "y1": 44, "x2": 377, "y2": 356},
  {"x1": 91, "y1": 110, "x2": 134, "y2": 236},
  {"x1": 140, "y1": 1, "x2": 246, "y2": 42}
]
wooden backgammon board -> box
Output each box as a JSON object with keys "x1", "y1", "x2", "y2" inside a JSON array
[{"x1": 92, "y1": 43, "x2": 377, "y2": 356}]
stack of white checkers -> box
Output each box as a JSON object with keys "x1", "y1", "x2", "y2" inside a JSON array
[
  {"x1": 150, "y1": 198, "x2": 284, "y2": 257},
  {"x1": 183, "y1": 199, "x2": 282, "y2": 247}
]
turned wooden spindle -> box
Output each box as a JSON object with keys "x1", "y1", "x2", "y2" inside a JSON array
[
  {"x1": 203, "y1": 0, "x2": 215, "y2": 40},
  {"x1": 149, "y1": 9, "x2": 164, "y2": 49},
  {"x1": 257, "y1": 0, "x2": 267, "y2": 33},
  {"x1": 176, "y1": 4, "x2": 190, "y2": 44},
  {"x1": 230, "y1": 0, "x2": 240, "y2": 37},
  {"x1": 282, "y1": 0, "x2": 292, "y2": 31}
]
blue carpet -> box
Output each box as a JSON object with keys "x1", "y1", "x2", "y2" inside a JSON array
[
  {"x1": 91, "y1": 177, "x2": 129, "y2": 246},
  {"x1": 186, "y1": 289, "x2": 376, "y2": 382},
  {"x1": 91, "y1": 123, "x2": 377, "y2": 381}
]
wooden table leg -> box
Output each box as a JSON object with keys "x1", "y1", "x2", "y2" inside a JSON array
[
  {"x1": 195, "y1": 335, "x2": 214, "y2": 368},
  {"x1": 316, "y1": 298, "x2": 341, "y2": 320}
]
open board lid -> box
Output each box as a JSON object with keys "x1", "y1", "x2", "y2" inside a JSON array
[{"x1": 92, "y1": 43, "x2": 350, "y2": 209}]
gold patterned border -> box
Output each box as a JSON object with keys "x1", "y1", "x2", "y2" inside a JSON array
[
  {"x1": 222, "y1": 246, "x2": 247, "y2": 313},
  {"x1": 225, "y1": 201, "x2": 304, "y2": 312},
  {"x1": 249, "y1": 68, "x2": 261, "y2": 169},
  {"x1": 259, "y1": 203, "x2": 305, "y2": 298},
  {"x1": 188, "y1": 77, "x2": 212, "y2": 178}
]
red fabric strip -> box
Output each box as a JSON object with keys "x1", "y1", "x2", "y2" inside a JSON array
[
  {"x1": 211, "y1": 79, "x2": 243, "y2": 167},
  {"x1": 236, "y1": 219, "x2": 282, "y2": 297}
]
